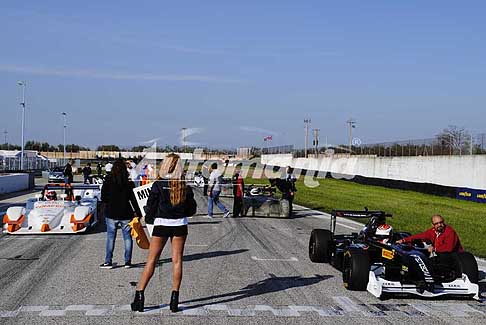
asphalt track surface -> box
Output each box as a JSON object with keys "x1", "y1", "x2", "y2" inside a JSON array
[{"x1": 0, "y1": 184, "x2": 485, "y2": 324}]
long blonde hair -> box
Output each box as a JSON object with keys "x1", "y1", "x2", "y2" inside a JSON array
[{"x1": 158, "y1": 154, "x2": 186, "y2": 205}]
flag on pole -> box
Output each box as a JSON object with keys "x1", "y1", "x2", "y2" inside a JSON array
[{"x1": 263, "y1": 135, "x2": 273, "y2": 142}]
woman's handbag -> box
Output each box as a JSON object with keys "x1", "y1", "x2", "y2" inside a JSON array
[{"x1": 128, "y1": 217, "x2": 150, "y2": 249}]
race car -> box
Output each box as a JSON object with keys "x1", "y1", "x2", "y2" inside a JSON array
[
  {"x1": 48, "y1": 167, "x2": 64, "y2": 183},
  {"x1": 242, "y1": 183, "x2": 290, "y2": 218},
  {"x1": 2, "y1": 183, "x2": 102, "y2": 235},
  {"x1": 309, "y1": 209, "x2": 479, "y2": 300}
]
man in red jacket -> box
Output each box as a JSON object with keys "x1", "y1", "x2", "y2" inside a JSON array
[{"x1": 397, "y1": 215, "x2": 463, "y2": 253}]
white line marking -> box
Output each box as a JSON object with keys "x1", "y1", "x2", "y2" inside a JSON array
[
  {"x1": 255, "y1": 305, "x2": 300, "y2": 317},
  {"x1": 251, "y1": 256, "x2": 298, "y2": 262},
  {"x1": 1, "y1": 301, "x2": 485, "y2": 318},
  {"x1": 20, "y1": 306, "x2": 49, "y2": 312},
  {"x1": 85, "y1": 309, "x2": 110, "y2": 316},
  {"x1": 65, "y1": 305, "x2": 95, "y2": 311},
  {"x1": 332, "y1": 296, "x2": 360, "y2": 312},
  {"x1": 204, "y1": 304, "x2": 229, "y2": 312},
  {"x1": 39, "y1": 310, "x2": 66, "y2": 317},
  {"x1": 0, "y1": 309, "x2": 20, "y2": 318},
  {"x1": 182, "y1": 307, "x2": 208, "y2": 316}
]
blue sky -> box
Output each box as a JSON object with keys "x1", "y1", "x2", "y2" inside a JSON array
[{"x1": 0, "y1": 1, "x2": 485, "y2": 149}]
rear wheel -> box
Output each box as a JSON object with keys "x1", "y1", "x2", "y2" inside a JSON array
[
  {"x1": 457, "y1": 252, "x2": 479, "y2": 284},
  {"x1": 309, "y1": 229, "x2": 332, "y2": 263},
  {"x1": 342, "y1": 249, "x2": 370, "y2": 290}
]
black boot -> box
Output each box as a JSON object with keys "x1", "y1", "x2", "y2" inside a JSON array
[
  {"x1": 131, "y1": 290, "x2": 144, "y2": 312},
  {"x1": 170, "y1": 290, "x2": 179, "y2": 312}
]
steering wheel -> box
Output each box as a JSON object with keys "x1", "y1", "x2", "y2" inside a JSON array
[{"x1": 410, "y1": 239, "x2": 433, "y2": 250}]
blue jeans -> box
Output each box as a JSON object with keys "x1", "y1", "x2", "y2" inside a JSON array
[
  {"x1": 104, "y1": 217, "x2": 133, "y2": 264},
  {"x1": 208, "y1": 191, "x2": 228, "y2": 216}
]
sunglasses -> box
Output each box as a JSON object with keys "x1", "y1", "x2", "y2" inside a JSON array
[{"x1": 432, "y1": 221, "x2": 444, "y2": 226}]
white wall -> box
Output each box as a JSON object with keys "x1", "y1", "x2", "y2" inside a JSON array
[
  {"x1": 261, "y1": 154, "x2": 486, "y2": 190},
  {"x1": 0, "y1": 173, "x2": 30, "y2": 195}
]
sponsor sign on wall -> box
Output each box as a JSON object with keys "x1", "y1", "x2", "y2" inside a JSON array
[{"x1": 456, "y1": 187, "x2": 486, "y2": 203}]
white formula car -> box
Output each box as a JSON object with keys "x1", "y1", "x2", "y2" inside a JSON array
[{"x1": 2, "y1": 184, "x2": 102, "y2": 235}]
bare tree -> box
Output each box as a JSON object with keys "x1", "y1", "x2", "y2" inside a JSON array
[{"x1": 436, "y1": 125, "x2": 471, "y2": 155}]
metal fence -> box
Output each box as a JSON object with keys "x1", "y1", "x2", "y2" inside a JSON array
[
  {"x1": 267, "y1": 133, "x2": 486, "y2": 158},
  {"x1": 0, "y1": 157, "x2": 57, "y2": 172},
  {"x1": 356, "y1": 133, "x2": 486, "y2": 157},
  {"x1": 261, "y1": 145, "x2": 294, "y2": 155}
]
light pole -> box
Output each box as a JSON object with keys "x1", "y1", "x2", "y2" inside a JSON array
[
  {"x1": 3, "y1": 129, "x2": 7, "y2": 147},
  {"x1": 17, "y1": 81, "x2": 26, "y2": 170},
  {"x1": 62, "y1": 112, "x2": 67, "y2": 164},
  {"x1": 346, "y1": 118, "x2": 356, "y2": 155},
  {"x1": 313, "y1": 128, "x2": 320, "y2": 158},
  {"x1": 181, "y1": 127, "x2": 187, "y2": 152},
  {"x1": 304, "y1": 119, "x2": 311, "y2": 158}
]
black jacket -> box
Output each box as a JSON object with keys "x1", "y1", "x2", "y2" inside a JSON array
[
  {"x1": 101, "y1": 175, "x2": 141, "y2": 220},
  {"x1": 82, "y1": 166, "x2": 92, "y2": 177},
  {"x1": 144, "y1": 180, "x2": 196, "y2": 224}
]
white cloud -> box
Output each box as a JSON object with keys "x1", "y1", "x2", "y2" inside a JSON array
[
  {"x1": 0, "y1": 64, "x2": 242, "y2": 83},
  {"x1": 240, "y1": 126, "x2": 279, "y2": 136}
]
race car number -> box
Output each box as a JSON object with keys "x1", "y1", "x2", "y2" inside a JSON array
[{"x1": 382, "y1": 248, "x2": 394, "y2": 260}]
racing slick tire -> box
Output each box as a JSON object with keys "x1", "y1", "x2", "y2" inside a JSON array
[
  {"x1": 457, "y1": 252, "x2": 479, "y2": 284},
  {"x1": 309, "y1": 229, "x2": 332, "y2": 263},
  {"x1": 342, "y1": 249, "x2": 370, "y2": 291}
]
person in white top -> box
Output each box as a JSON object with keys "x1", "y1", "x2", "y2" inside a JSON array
[
  {"x1": 207, "y1": 163, "x2": 230, "y2": 218},
  {"x1": 127, "y1": 161, "x2": 140, "y2": 187}
]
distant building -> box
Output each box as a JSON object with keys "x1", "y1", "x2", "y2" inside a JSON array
[{"x1": 237, "y1": 147, "x2": 252, "y2": 159}]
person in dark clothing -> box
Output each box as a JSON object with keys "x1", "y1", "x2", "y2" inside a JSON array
[
  {"x1": 282, "y1": 166, "x2": 297, "y2": 216},
  {"x1": 63, "y1": 160, "x2": 74, "y2": 184},
  {"x1": 82, "y1": 163, "x2": 92, "y2": 184},
  {"x1": 97, "y1": 162, "x2": 102, "y2": 176},
  {"x1": 132, "y1": 154, "x2": 196, "y2": 313},
  {"x1": 100, "y1": 159, "x2": 141, "y2": 269},
  {"x1": 232, "y1": 170, "x2": 244, "y2": 217}
]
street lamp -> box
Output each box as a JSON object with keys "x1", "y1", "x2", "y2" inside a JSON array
[
  {"x1": 346, "y1": 118, "x2": 356, "y2": 154},
  {"x1": 304, "y1": 119, "x2": 311, "y2": 158},
  {"x1": 62, "y1": 112, "x2": 67, "y2": 164},
  {"x1": 181, "y1": 127, "x2": 187, "y2": 152},
  {"x1": 17, "y1": 81, "x2": 26, "y2": 170}
]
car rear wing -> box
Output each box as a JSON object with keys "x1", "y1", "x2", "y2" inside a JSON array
[
  {"x1": 330, "y1": 209, "x2": 392, "y2": 234},
  {"x1": 35, "y1": 184, "x2": 101, "y2": 191}
]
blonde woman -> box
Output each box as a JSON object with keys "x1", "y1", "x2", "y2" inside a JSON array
[{"x1": 131, "y1": 154, "x2": 197, "y2": 312}]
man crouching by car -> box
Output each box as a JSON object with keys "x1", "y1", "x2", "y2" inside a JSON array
[{"x1": 397, "y1": 215, "x2": 463, "y2": 254}]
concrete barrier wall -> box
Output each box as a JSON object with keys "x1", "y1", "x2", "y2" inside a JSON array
[
  {"x1": 0, "y1": 173, "x2": 30, "y2": 195},
  {"x1": 261, "y1": 154, "x2": 486, "y2": 190}
]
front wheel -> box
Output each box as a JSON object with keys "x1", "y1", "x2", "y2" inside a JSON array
[
  {"x1": 309, "y1": 229, "x2": 332, "y2": 263},
  {"x1": 342, "y1": 249, "x2": 370, "y2": 290}
]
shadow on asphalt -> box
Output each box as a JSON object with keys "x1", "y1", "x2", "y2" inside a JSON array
[
  {"x1": 188, "y1": 221, "x2": 221, "y2": 225},
  {"x1": 180, "y1": 273, "x2": 333, "y2": 309},
  {"x1": 131, "y1": 249, "x2": 249, "y2": 268}
]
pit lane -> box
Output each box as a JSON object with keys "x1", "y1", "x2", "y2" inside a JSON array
[{"x1": 0, "y1": 183, "x2": 485, "y2": 324}]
